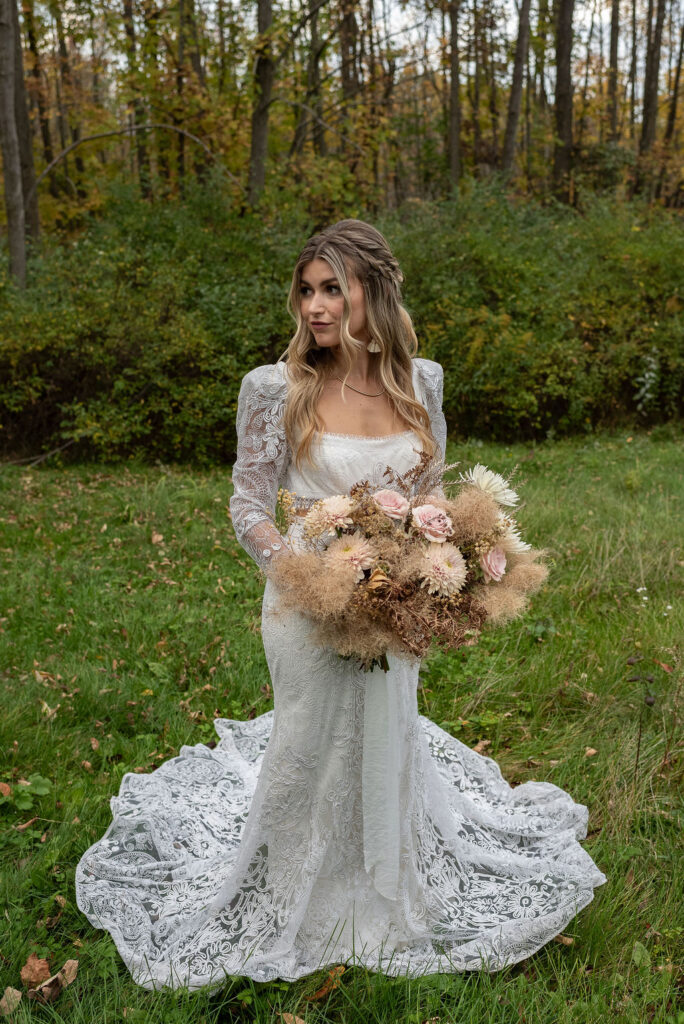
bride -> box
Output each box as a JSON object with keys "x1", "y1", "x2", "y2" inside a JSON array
[{"x1": 75, "y1": 219, "x2": 606, "y2": 991}]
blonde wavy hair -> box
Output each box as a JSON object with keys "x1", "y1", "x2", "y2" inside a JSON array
[{"x1": 279, "y1": 219, "x2": 436, "y2": 469}]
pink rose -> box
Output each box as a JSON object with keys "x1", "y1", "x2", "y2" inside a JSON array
[
  {"x1": 411, "y1": 503, "x2": 453, "y2": 543},
  {"x1": 372, "y1": 489, "x2": 410, "y2": 521},
  {"x1": 480, "y1": 546, "x2": 507, "y2": 582}
]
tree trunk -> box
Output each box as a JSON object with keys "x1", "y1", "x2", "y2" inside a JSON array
[
  {"x1": 607, "y1": 0, "x2": 619, "y2": 140},
  {"x1": 246, "y1": 0, "x2": 273, "y2": 204},
  {"x1": 51, "y1": 1, "x2": 85, "y2": 191},
  {"x1": 502, "y1": 0, "x2": 531, "y2": 173},
  {"x1": 552, "y1": 0, "x2": 575, "y2": 201},
  {"x1": 448, "y1": 0, "x2": 461, "y2": 189},
  {"x1": 663, "y1": 22, "x2": 683, "y2": 146},
  {"x1": 578, "y1": 2, "x2": 595, "y2": 149},
  {"x1": 12, "y1": 0, "x2": 38, "y2": 237},
  {"x1": 640, "y1": 0, "x2": 667, "y2": 153},
  {"x1": 22, "y1": 0, "x2": 58, "y2": 195},
  {"x1": 533, "y1": 0, "x2": 549, "y2": 108},
  {"x1": 655, "y1": 21, "x2": 684, "y2": 199},
  {"x1": 122, "y1": 0, "x2": 151, "y2": 197},
  {"x1": 176, "y1": 0, "x2": 185, "y2": 192},
  {"x1": 628, "y1": 0, "x2": 636, "y2": 137},
  {"x1": 0, "y1": 0, "x2": 26, "y2": 285}
]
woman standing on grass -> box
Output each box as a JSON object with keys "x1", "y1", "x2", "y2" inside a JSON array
[{"x1": 75, "y1": 219, "x2": 606, "y2": 990}]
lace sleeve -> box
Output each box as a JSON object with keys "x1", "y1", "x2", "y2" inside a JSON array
[
  {"x1": 415, "y1": 358, "x2": 447, "y2": 461},
  {"x1": 229, "y1": 364, "x2": 290, "y2": 574}
]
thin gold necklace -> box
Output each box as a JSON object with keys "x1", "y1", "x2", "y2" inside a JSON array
[{"x1": 333, "y1": 375, "x2": 385, "y2": 397}]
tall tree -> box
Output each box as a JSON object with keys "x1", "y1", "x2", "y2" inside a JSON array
[
  {"x1": 640, "y1": 0, "x2": 667, "y2": 153},
  {"x1": 0, "y1": 0, "x2": 26, "y2": 285},
  {"x1": 22, "y1": 0, "x2": 57, "y2": 195},
  {"x1": 552, "y1": 0, "x2": 576, "y2": 200},
  {"x1": 447, "y1": 0, "x2": 462, "y2": 189},
  {"x1": 502, "y1": 0, "x2": 531, "y2": 173},
  {"x1": 246, "y1": 0, "x2": 274, "y2": 203},
  {"x1": 607, "y1": 0, "x2": 620, "y2": 140},
  {"x1": 12, "y1": 0, "x2": 38, "y2": 237}
]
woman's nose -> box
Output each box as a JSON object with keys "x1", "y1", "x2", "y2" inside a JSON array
[{"x1": 309, "y1": 290, "x2": 325, "y2": 313}]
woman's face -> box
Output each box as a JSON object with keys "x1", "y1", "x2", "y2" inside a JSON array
[{"x1": 299, "y1": 258, "x2": 369, "y2": 350}]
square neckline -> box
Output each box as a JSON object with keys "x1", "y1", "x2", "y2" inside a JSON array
[{"x1": 275, "y1": 359, "x2": 423, "y2": 443}]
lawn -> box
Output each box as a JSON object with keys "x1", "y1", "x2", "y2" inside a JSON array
[{"x1": 0, "y1": 428, "x2": 682, "y2": 1023}]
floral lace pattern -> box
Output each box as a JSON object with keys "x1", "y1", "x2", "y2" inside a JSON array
[{"x1": 75, "y1": 360, "x2": 606, "y2": 992}]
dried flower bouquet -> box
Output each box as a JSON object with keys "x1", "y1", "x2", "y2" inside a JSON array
[{"x1": 269, "y1": 452, "x2": 548, "y2": 672}]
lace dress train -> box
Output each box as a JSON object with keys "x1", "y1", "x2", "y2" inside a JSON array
[{"x1": 74, "y1": 360, "x2": 606, "y2": 990}]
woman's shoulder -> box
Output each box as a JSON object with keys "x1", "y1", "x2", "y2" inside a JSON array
[
  {"x1": 412, "y1": 358, "x2": 444, "y2": 402},
  {"x1": 412, "y1": 356, "x2": 443, "y2": 381},
  {"x1": 239, "y1": 361, "x2": 289, "y2": 398}
]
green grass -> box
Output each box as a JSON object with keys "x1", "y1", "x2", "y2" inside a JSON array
[{"x1": 1, "y1": 429, "x2": 682, "y2": 1023}]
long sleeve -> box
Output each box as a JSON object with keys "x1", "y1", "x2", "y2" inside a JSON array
[
  {"x1": 229, "y1": 364, "x2": 291, "y2": 573},
  {"x1": 415, "y1": 358, "x2": 447, "y2": 461}
]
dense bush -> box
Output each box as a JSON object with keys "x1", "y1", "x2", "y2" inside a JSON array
[{"x1": 1, "y1": 179, "x2": 682, "y2": 463}]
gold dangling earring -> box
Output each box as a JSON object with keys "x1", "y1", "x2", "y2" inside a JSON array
[{"x1": 366, "y1": 337, "x2": 382, "y2": 353}]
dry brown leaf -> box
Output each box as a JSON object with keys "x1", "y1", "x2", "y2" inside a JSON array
[
  {"x1": 89, "y1": 737, "x2": 100, "y2": 751},
  {"x1": 27, "y1": 959, "x2": 78, "y2": 1005},
  {"x1": 15, "y1": 817, "x2": 38, "y2": 832},
  {"x1": 554, "y1": 934, "x2": 574, "y2": 946},
  {"x1": 472, "y1": 739, "x2": 492, "y2": 754},
  {"x1": 55, "y1": 895, "x2": 66, "y2": 908},
  {"x1": 0, "y1": 783, "x2": 11, "y2": 797},
  {"x1": 81, "y1": 761, "x2": 93, "y2": 772},
  {"x1": 0, "y1": 987, "x2": 22, "y2": 1016},
  {"x1": 20, "y1": 954, "x2": 51, "y2": 987},
  {"x1": 305, "y1": 964, "x2": 346, "y2": 1001},
  {"x1": 151, "y1": 532, "x2": 164, "y2": 545},
  {"x1": 625, "y1": 867, "x2": 635, "y2": 886},
  {"x1": 39, "y1": 700, "x2": 59, "y2": 720},
  {"x1": 585, "y1": 747, "x2": 598, "y2": 757},
  {"x1": 653, "y1": 660, "x2": 673, "y2": 674},
  {"x1": 280, "y1": 1015, "x2": 306, "y2": 1024}
]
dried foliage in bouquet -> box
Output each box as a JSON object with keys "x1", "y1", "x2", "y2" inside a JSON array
[{"x1": 269, "y1": 452, "x2": 548, "y2": 671}]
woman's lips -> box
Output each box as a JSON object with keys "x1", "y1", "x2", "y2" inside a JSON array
[{"x1": 311, "y1": 322, "x2": 332, "y2": 329}]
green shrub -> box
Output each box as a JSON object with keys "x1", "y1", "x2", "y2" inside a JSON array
[{"x1": 0, "y1": 181, "x2": 682, "y2": 462}]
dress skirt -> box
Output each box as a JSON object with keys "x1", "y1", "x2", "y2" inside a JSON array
[{"x1": 74, "y1": 576, "x2": 607, "y2": 991}]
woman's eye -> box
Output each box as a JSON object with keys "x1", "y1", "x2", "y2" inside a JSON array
[
  {"x1": 327, "y1": 285, "x2": 340, "y2": 294},
  {"x1": 300, "y1": 286, "x2": 311, "y2": 296}
]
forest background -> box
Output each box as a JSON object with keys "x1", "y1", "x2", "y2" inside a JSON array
[{"x1": 0, "y1": 0, "x2": 683, "y2": 459}]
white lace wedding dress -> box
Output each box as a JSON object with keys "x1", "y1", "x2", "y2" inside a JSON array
[{"x1": 75, "y1": 358, "x2": 606, "y2": 991}]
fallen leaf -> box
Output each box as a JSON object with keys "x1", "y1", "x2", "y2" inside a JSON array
[
  {"x1": 653, "y1": 660, "x2": 673, "y2": 674},
  {"x1": 90, "y1": 737, "x2": 99, "y2": 751},
  {"x1": 280, "y1": 1015, "x2": 306, "y2": 1024},
  {"x1": 625, "y1": 867, "x2": 635, "y2": 886},
  {"x1": 305, "y1": 965, "x2": 346, "y2": 1001},
  {"x1": 55, "y1": 895, "x2": 67, "y2": 908},
  {"x1": 81, "y1": 760, "x2": 93, "y2": 772},
  {"x1": 15, "y1": 817, "x2": 38, "y2": 832},
  {"x1": 0, "y1": 987, "x2": 22, "y2": 1015},
  {"x1": 472, "y1": 739, "x2": 491, "y2": 754},
  {"x1": 39, "y1": 700, "x2": 60, "y2": 720},
  {"x1": 554, "y1": 934, "x2": 574, "y2": 946},
  {"x1": 0, "y1": 782, "x2": 11, "y2": 797},
  {"x1": 20, "y1": 954, "x2": 51, "y2": 987},
  {"x1": 585, "y1": 747, "x2": 598, "y2": 757},
  {"x1": 27, "y1": 959, "x2": 78, "y2": 1005},
  {"x1": 151, "y1": 532, "x2": 164, "y2": 545}
]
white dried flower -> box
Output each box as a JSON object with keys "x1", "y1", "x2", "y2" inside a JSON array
[
  {"x1": 459, "y1": 464, "x2": 519, "y2": 507},
  {"x1": 497, "y1": 513, "x2": 531, "y2": 554}
]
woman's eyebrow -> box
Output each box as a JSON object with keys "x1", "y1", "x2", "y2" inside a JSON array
[{"x1": 300, "y1": 277, "x2": 339, "y2": 287}]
